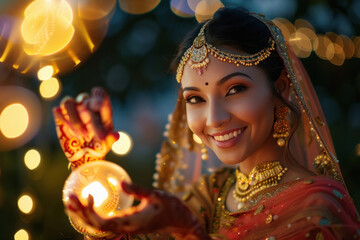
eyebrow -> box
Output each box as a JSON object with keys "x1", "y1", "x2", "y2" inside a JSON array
[
  {"x1": 216, "y1": 72, "x2": 253, "y2": 86},
  {"x1": 182, "y1": 72, "x2": 252, "y2": 93}
]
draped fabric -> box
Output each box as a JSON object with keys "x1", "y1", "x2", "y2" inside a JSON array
[
  {"x1": 184, "y1": 168, "x2": 360, "y2": 240},
  {"x1": 138, "y1": 11, "x2": 360, "y2": 240}
]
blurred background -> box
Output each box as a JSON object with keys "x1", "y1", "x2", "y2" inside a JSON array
[{"x1": 0, "y1": 0, "x2": 359, "y2": 239}]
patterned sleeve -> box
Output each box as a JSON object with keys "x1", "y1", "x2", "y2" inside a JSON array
[{"x1": 181, "y1": 168, "x2": 234, "y2": 233}]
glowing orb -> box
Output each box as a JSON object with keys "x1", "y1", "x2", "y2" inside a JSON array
[
  {"x1": 39, "y1": 77, "x2": 61, "y2": 99},
  {"x1": 63, "y1": 161, "x2": 133, "y2": 237},
  {"x1": 14, "y1": 229, "x2": 29, "y2": 240},
  {"x1": 18, "y1": 194, "x2": 34, "y2": 214},
  {"x1": 24, "y1": 149, "x2": 41, "y2": 170},
  {"x1": 0, "y1": 103, "x2": 29, "y2": 139},
  {"x1": 111, "y1": 131, "x2": 133, "y2": 155},
  {"x1": 37, "y1": 65, "x2": 54, "y2": 81},
  {"x1": 21, "y1": 0, "x2": 75, "y2": 56}
]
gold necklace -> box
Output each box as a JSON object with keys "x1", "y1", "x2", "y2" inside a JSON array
[{"x1": 233, "y1": 161, "x2": 287, "y2": 209}]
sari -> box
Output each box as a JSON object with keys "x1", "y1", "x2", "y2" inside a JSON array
[{"x1": 148, "y1": 11, "x2": 360, "y2": 240}]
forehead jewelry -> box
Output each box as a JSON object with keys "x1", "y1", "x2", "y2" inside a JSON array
[{"x1": 176, "y1": 21, "x2": 276, "y2": 83}]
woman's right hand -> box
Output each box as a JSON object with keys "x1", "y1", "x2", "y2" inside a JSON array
[{"x1": 53, "y1": 87, "x2": 119, "y2": 169}]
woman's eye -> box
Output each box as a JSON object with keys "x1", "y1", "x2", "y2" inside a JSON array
[
  {"x1": 185, "y1": 96, "x2": 204, "y2": 104},
  {"x1": 227, "y1": 84, "x2": 248, "y2": 96}
]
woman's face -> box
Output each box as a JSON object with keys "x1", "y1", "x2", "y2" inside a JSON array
[{"x1": 181, "y1": 54, "x2": 277, "y2": 165}]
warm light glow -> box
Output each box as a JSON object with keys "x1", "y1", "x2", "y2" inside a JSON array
[
  {"x1": 67, "y1": 49, "x2": 81, "y2": 65},
  {"x1": 289, "y1": 31, "x2": 312, "y2": 58},
  {"x1": 193, "y1": 133, "x2": 202, "y2": 144},
  {"x1": 21, "y1": 0, "x2": 75, "y2": 56},
  {"x1": 0, "y1": 103, "x2": 29, "y2": 139},
  {"x1": 195, "y1": 0, "x2": 224, "y2": 23},
  {"x1": 24, "y1": 149, "x2": 41, "y2": 170},
  {"x1": 0, "y1": 41, "x2": 12, "y2": 62},
  {"x1": 170, "y1": 0, "x2": 195, "y2": 17},
  {"x1": 14, "y1": 229, "x2": 29, "y2": 240},
  {"x1": 272, "y1": 18, "x2": 295, "y2": 41},
  {"x1": 340, "y1": 35, "x2": 355, "y2": 59},
  {"x1": 78, "y1": 0, "x2": 116, "y2": 20},
  {"x1": 82, "y1": 181, "x2": 108, "y2": 207},
  {"x1": 354, "y1": 37, "x2": 360, "y2": 58},
  {"x1": 18, "y1": 194, "x2": 34, "y2": 214},
  {"x1": 37, "y1": 65, "x2": 54, "y2": 81},
  {"x1": 313, "y1": 35, "x2": 332, "y2": 60},
  {"x1": 328, "y1": 43, "x2": 345, "y2": 66},
  {"x1": 112, "y1": 131, "x2": 133, "y2": 155},
  {"x1": 108, "y1": 177, "x2": 118, "y2": 186},
  {"x1": 39, "y1": 77, "x2": 61, "y2": 99},
  {"x1": 118, "y1": 0, "x2": 161, "y2": 14},
  {"x1": 63, "y1": 161, "x2": 133, "y2": 237}
]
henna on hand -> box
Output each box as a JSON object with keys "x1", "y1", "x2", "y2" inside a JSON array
[
  {"x1": 53, "y1": 88, "x2": 119, "y2": 169},
  {"x1": 67, "y1": 182, "x2": 211, "y2": 240}
]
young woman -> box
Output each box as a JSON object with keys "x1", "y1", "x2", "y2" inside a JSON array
[{"x1": 54, "y1": 7, "x2": 360, "y2": 240}]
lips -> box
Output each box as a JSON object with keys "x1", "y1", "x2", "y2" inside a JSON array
[{"x1": 210, "y1": 127, "x2": 247, "y2": 149}]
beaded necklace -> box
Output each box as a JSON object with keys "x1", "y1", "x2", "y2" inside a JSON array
[{"x1": 233, "y1": 161, "x2": 287, "y2": 209}]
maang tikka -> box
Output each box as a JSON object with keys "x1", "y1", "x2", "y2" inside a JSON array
[{"x1": 176, "y1": 20, "x2": 276, "y2": 83}]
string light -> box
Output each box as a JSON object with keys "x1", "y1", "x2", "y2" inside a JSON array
[
  {"x1": 37, "y1": 65, "x2": 54, "y2": 81},
  {"x1": 112, "y1": 131, "x2": 133, "y2": 155},
  {"x1": 14, "y1": 229, "x2": 29, "y2": 240},
  {"x1": 17, "y1": 194, "x2": 34, "y2": 214},
  {"x1": 0, "y1": 103, "x2": 29, "y2": 139},
  {"x1": 39, "y1": 77, "x2": 61, "y2": 100},
  {"x1": 24, "y1": 149, "x2": 41, "y2": 170}
]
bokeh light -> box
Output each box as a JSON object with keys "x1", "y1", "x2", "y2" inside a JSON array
[
  {"x1": 289, "y1": 31, "x2": 312, "y2": 58},
  {"x1": 24, "y1": 149, "x2": 41, "y2": 170},
  {"x1": 39, "y1": 77, "x2": 61, "y2": 100},
  {"x1": 111, "y1": 131, "x2": 133, "y2": 155},
  {"x1": 37, "y1": 65, "x2": 54, "y2": 81},
  {"x1": 21, "y1": 0, "x2": 75, "y2": 56},
  {"x1": 272, "y1": 18, "x2": 295, "y2": 41},
  {"x1": 340, "y1": 35, "x2": 355, "y2": 59},
  {"x1": 0, "y1": 103, "x2": 29, "y2": 139},
  {"x1": 170, "y1": 0, "x2": 195, "y2": 17},
  {"x1": 195, "y1": 0, "x2": 224, "y2": 23},
  {"x1": 0, "y1": 86, "x2": 42, "y2": 151},
  {"x1": 354, "y1": 37, "x2": 360, "y2": 58},
  {"x1": 78, "y1": 0, "x2": 116, "y2": 20},
  {"x1": 18, "y1": 194, "x2": 34, "y2": 214},
  {"x1": 14, "y1": 229, "x2": 29, "y2": 240},
  {"x1": 313, "y1": 35, "x2": 333, "y2": 60},
  {"x1": 118, "y1": 0, "x2": 160, "y2": 14}
]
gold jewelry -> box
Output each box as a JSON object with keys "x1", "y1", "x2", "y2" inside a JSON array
[
  {"x1": 233, "y1": 161, "x2": 287, "y2": 209},
  {"x1": 273, "y1": 106, "x2": 289, "y2": 147},
  {"x1": 176, "y1": 21, "x2": 276, "y2": 83},
  {"x1": 201, "y1": 144, "x2": 208, "y2": 160}
]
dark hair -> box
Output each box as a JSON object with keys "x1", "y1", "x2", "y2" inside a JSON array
[{"x1": 172, "y1": 7, "x2": 301, "y2": 164}]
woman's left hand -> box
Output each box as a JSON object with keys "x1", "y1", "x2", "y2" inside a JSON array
[{"x1": 67, "y1": 182, "x2": 211, "y2": 240}]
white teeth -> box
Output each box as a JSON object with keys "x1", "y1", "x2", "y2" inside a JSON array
[{"x1": 214, "y1": 128, "x2": 244, "y2": 142}]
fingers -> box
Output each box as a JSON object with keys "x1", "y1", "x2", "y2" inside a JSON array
[
  {"x1": 90, "y1": 87, "x2": 114, "y2": 134},
  {"x1": 121, "y1": 182, "x2": 154, "y2": 199},
  {"x1": 67, "y1": 194, "x2": 105, "y2": 229},
  {"x1": 60, "y1": 96, "x2": 87, "y2": 136}
]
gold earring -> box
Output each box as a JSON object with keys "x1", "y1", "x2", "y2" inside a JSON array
[
  {"x1": 201, "y1": 144, "x2": 208, "y2": 160},
  {"x1": 273, "y1": 106, "x2": 289, "y2": 147}
]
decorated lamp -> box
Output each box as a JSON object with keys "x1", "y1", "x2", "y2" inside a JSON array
[{"x1": 63, "y1": 161, "x2": 133, "y2": 237}]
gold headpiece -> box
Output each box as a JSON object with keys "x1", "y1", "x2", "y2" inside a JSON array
[{"x1": 176, "y1": 20, "x2": 276, "y2": 83}]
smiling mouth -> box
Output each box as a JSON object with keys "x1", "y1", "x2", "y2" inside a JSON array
[{"x1": 212, "y1": 127, "x2": 247, "y2": 142}]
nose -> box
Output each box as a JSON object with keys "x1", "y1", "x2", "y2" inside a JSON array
[{"x1": 206, "y1": 99, "x2": 231, "y2": 128}]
